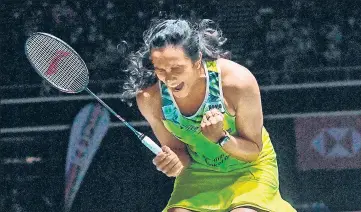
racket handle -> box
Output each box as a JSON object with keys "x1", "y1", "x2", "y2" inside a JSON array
[{"x1": 141, "y1": 135, "x2": 162, "y2": 155}]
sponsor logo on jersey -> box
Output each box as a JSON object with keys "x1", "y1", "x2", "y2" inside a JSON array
[
  {"x1": 203, "y1": 154, "x2": 230, "y2": 167},
  {"x1": 205, "y1": 101, "x2": 224, "y2": 112}
]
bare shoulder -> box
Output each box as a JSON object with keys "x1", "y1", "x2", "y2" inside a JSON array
[
  {"x1": 217, "y1": 58, "x2": 258, "y2": 90},
  {"x1": 217, "y1": 58, "x2": 260, "y2": 109},
  {"x1": 136, "y1": 83, "x2": 162, "y2": 121}
]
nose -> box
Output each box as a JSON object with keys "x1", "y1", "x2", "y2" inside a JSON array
[{"x1": 165, "y1": 75, "x2": 177, "y2": 86}]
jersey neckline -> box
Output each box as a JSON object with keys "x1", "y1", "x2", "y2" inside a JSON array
[{"x1": 166, "y1": 61, "x2": 209, "y2": 119}]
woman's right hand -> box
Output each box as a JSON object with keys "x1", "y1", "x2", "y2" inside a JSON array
[{"x1": 153, "y1": 146, "x2": 184, "y2": 177}]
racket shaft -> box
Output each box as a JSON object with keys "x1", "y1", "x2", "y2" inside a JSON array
[{"x1": 85, "y1": 88, "x2": 162, "y2": 154}]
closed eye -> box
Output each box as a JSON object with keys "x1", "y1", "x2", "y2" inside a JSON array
[
  {"x1": 155, "y1": 68, "x2": 166, "y2": 74},
  {"x1": 154, "y1": 66, "x2": 185, "y2": 74},
  {"x1": 172, "y1": 66, "x2": 184, "y2": 74}
]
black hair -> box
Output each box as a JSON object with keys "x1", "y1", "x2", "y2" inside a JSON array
[{"x1": 121, "y1": 18, "x2": 228, "y2": 101}]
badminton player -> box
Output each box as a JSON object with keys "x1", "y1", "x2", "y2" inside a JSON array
[{"x1": 122, "y1": 19, "x2": 296, "y2": 212}]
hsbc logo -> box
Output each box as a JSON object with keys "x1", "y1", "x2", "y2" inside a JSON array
[
  {"x1": 312, "y1": 127, "x2": 361, "y2": 158},
  {"x1": 295, "y1": 116, "x2": 361, "y2": 170}
]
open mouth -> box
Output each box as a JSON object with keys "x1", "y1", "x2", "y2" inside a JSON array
[{"x1": 172, "y1": 82, "x2": 184, "y2": 92}]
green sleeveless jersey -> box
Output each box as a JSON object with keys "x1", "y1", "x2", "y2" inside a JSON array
[{"x1": 160, "y1": 60, "x2": 276, "y2": 172}]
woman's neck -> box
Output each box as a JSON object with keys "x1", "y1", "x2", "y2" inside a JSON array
[{"x1": 174, "y1": 66, "x2": 207, "y2": 116}]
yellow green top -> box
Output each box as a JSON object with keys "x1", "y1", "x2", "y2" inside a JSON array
[
  {"x1": 160, "y1": 60, "x2": 276, "y2": 172},
  {"x1": 159, "y1": 60, "x2": 296, "y2": 211}
]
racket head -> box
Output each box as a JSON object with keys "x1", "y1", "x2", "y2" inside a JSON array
[{"x1": 25, "y1": 32, "x2": 89, "y2": 93}]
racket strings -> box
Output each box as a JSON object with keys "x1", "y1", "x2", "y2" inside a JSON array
[{"x1": 26, "y1": 34, "x2": 88, "y2": 92}]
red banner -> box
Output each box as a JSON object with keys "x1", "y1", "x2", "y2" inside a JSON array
[{"x1": 295, "y1": 115, "x2": 361, "y2": 171}]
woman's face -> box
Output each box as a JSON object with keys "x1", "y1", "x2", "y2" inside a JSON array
[{"x1": 150, "y1": 45, "x2": 201, "y2": 98}]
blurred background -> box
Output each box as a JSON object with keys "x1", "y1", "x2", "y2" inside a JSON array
[{"x1": 1, "y1": 0, "x2": 361, "y2": 211}]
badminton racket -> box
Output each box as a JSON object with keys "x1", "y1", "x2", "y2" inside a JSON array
[{"x1": 24, "y1": 32, "x2": 162, "y2": 155}]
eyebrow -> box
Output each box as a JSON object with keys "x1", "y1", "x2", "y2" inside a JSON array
[{"x1": 172, "y1": 65, "x2": 185, "y2": 68}]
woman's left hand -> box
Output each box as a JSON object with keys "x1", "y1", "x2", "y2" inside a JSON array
[{"x1": 200, "y1": 109, "x2": 225, "y2": 143}]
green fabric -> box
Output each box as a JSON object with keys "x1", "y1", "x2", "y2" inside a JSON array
[{"x1": 160, "y1": 61, "x2": 296, "y2": 212}]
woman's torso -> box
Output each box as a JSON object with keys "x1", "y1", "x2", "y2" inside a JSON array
[{"x1": 160, "y1": 60, "x2": 277, "y2": 172}]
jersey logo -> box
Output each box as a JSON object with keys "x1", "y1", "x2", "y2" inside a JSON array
[
  {"x1": 202, "y1": 154, "x2": 230, "y2": 167},
  {"x1": 205, "y1": 102, "x2": 225, "y2": 113},
  {"x1": 180, "y1": 124, "x2": 201, "y2": 133}
]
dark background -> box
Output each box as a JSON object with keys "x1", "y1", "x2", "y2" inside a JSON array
[{"x1": 1, "y1": 0, "x2": 361, "y2": 211}]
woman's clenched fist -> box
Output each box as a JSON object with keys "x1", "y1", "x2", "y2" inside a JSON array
[{"x1": 201, "y1": 109, "x2": 225, "y2": 143}]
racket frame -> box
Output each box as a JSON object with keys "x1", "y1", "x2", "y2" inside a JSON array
[
  {"x1": 25, "y1": 32, "x2": 89, "y2": 94},
  {"x1": 24, "y1": 32, "x2": 162, "y2": 155}
]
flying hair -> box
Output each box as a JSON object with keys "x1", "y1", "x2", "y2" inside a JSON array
[{"x1": 120, "y1": 18, "x2": 228, "y2": 104}]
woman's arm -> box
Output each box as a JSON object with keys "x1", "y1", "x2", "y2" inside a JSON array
[
  {"x1": 136, "y1": 84, "x2": 191, "y2": 176},
  {"x1": 202, "y1": 59, "x2": 263, "y2": 162}
]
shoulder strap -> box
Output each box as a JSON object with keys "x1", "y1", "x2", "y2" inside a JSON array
[{"x1": 204, "y1": 61, "x2": 225, "y2": 113}]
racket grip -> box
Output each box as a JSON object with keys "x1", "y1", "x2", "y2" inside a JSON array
[{"x1": 141, "y1": 135, "x2": 162, "y2": 155}]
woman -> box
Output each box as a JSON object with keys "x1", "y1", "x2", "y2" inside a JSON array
[{"x1": 122, "y1": 19, "x2": 296, "y2": 212}]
